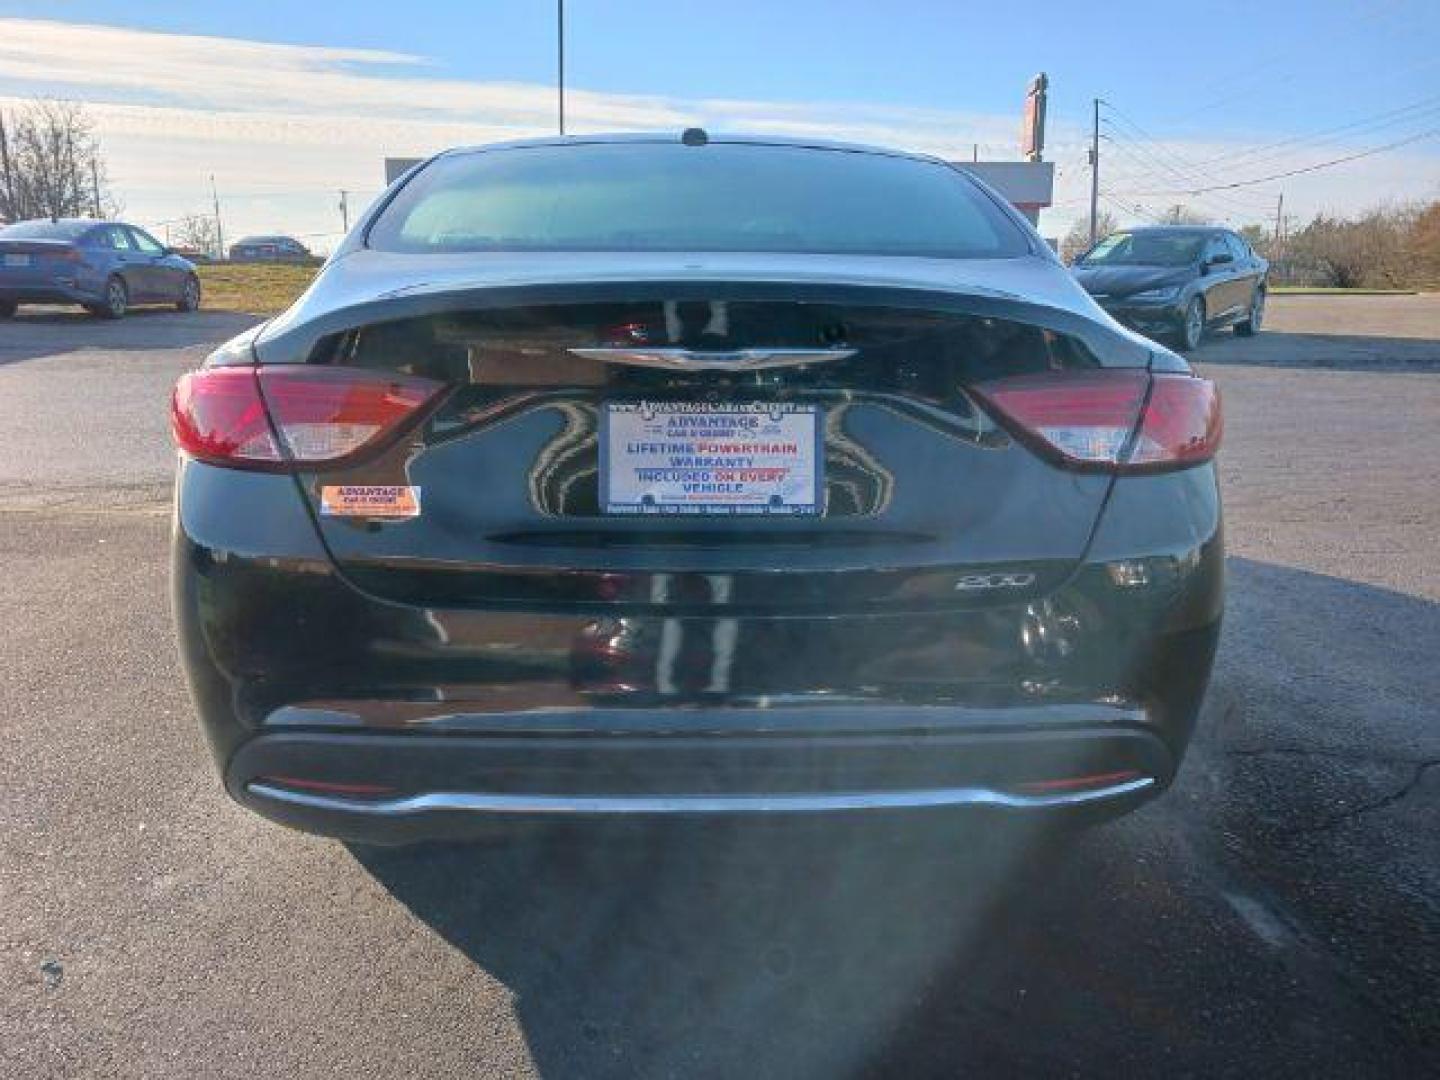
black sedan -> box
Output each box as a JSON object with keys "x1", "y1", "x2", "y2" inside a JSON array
[
  {"x1": 170, "y1": 133, "x2": 1223, "y2": 845},
  {"x1": 1072, "y1": 226, "x2": 1268, "y2": 351}
]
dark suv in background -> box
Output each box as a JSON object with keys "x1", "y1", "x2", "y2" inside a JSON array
[{"x1": 1071, "y1": 226, "x2": 1268, "y2": 351}]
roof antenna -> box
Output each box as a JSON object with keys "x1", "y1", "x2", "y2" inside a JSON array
[{"x1": 681, "y1": 127, "x2": 709, "y2": 147}]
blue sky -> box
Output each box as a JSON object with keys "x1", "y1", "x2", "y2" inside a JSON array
[{"x1": 1, "y1": 2, "x2": 1437, "y2": 246}]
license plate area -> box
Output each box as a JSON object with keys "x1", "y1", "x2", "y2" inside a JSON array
[
  {"x1": 601, "y1": 401, "x2": 822, "y2": 516},
  {"x1": 3, "y1": 254, "x2": 32, "y2": 267}
]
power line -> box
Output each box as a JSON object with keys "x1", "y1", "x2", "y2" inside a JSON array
[
  {"x1": 1101, "y1": 103, "x2": 1262, "y2": 195},
  {"x1": 1099, "y1": 132, "x2": 1276, "y2": 215},
  {"x1": 1147, "y1": 0, "x2": 1415, "y2": 126},
  {"x1": 1100, "y1": 191, "x2": 1164, "y2": 225},
  {"x1": 1115, "y1": 126, "x2": 1440, "y2": 197},
  {"x1": 1096, "y1": 126, "x2": 1277, "y2": 220},
  {"x1": 1074, "y1": 85, "x2": 1440, "y2": 231},
  {"x1": 1192, "y1": 93, "x2": 1440, "y2": 171},
  {"x1": 1097, "y1": 110, "x2": 1284, "y2": 226},
  {"x1": 1102, "y1": 165, "x2": 1271, "y2": 224},
  {"x1": 1173, "y1": 49, "x2": 1440, "y2": 134}
]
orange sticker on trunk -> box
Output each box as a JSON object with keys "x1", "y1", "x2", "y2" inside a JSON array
[{"x1": 320, "y1": 485, "x2": 421, "y2": 518}]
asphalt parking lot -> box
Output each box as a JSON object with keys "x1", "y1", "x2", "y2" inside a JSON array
[{"x1": 2, "y1": 295, "x2": 1438, "y2": 1078}]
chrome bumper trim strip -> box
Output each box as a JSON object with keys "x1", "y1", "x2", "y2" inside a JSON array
[{"x1": 247, "y1": 777, "x2": 1155, "y2": 817}]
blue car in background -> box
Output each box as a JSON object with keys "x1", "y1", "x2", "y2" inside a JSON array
[{"x1": 0, "y1": 218, "x2": 200, "y2": 319}]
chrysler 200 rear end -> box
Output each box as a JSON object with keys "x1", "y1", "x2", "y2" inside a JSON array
[{"x1": 171, "y1": 134, "x2": 1222, "y2": 844}]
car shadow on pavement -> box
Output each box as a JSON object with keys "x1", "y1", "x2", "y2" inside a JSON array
[
  {"x1": 1194, "y1": 329, "x2": 1440, "y2": 371},
  {"x1": 352, "y1": 816, "x2": 1075, "y2": 1077},
  {"x1": 0, "y1": 308, "x2": 260, "y2": 365},
  {"x1": 348, "y1": 558, "x2": 1440, "y2": 1078}
]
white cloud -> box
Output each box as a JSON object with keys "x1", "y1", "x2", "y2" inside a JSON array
[{"x1": 1, "y1": 17, "x2": 1435, "y2": 247}]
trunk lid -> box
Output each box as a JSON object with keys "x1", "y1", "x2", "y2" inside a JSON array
[
  {"x1": 268, "y1": 267, "x2": 1146, "y2": 613},
  {"x1": 0, "y1": 239, "x2": 82, "y2": 284}
]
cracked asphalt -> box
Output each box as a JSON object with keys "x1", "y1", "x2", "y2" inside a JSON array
[{"x1": 1, "y1": 296, "x2": 1438, "y2": 1078}]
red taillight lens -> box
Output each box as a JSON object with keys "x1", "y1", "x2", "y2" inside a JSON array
[
  {"x1": 972, "y1": 370, "x2": 1220, "y2": 472},
  {"x1": 171, "y1": 366, "x2": 445, "y2": 470},
  {"x1": 171, "y1": 367, "x2": 281, "y2": 465},
  {"x1": 256, "y1": 367, "x2": 444, "y2": 464},
  {"x1": 1128, "y1": 373, "x2": 1223, "y2": 468}
]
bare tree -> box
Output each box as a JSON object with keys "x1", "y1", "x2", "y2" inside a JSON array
[
  {"x1": 1157, "y1": 204, "x2": 1210, "y2": 225},
  {"x1": 0, "y1": 100, "x2": 116, "y2": 223},
  {"x1": 1236, "y1": 223, "x2": 1270, "y2": 256},
  {"x1": 1060, "y1": 210, "x2": 1116, "y2": 264},
  {"x1": 1285, "y1": 206, "x2": 1419, "y2": 288},
  {"x1": 1412, "y1": 202, "x2": 1440, "y2": 287},
  {"x1": 171, "y1": 213, "x2": 221, "y2": 258}
]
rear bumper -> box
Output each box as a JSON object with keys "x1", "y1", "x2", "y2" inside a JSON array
[
  {"x1": 174, "y1": 460, "x2": 1224, "y2": 844},
  {"x1": 230, "y1": 719, "x2": 1172, "y2": 843},
  {"x1": 0, "y1": 283, "x2": 101, "y2": 305}
]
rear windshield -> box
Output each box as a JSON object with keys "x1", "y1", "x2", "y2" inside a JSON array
[
  {"x1": 367, "y1": 142, "x2": 1030, "y2": 258},
  {"x1": 0, "y1": 220, "x2": 94, "y2": 241}
]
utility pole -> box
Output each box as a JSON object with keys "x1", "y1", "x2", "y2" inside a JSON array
[
  {"x1": 1088, "y1": 98, "x2": 1101, "y2": 246},
  {"x1": 339, "y1": 189, "x2": 350, "y2": 233},
  {"x1": 0, "y1": 111, "x2": 13, "y2": 220},
  {"x1": 210, "y1": 174, "x2": 225, "y2": 261},
  {"x1": 557, "y1": 0, "x2": 566, "y2": 136},
  {"x1": 1273, "y1": 192, "x2": 1284, "y2": 247},
  {"x1": 91, "y1": 158, "x2": 102, "y2": 218}
]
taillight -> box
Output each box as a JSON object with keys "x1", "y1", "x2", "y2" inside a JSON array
[
  {"x1": 971, "y1": 370, "x2": 1220, "y2": 473},
  {"x1": 170, "y1": 368, "x2": 281, "y2": 466},
  {"x1": 1127, "y1": 373, "x2": 1223, "y2": 468},
  {"x1": 171, "y1": 366, "x2": 445, "y2": 470}
]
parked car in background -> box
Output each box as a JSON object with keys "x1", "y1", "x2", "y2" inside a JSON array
[
  {"x1": 229, "y1": 235, "x2": 312, "y2": 262},
  {"x1": 1071, "y1": 226, "x2": 1268, "y2": 351},
  {"x1": 171, "y1": 245, "x2": 216, "y2": 264},
  {"x1": 171, "y1": 132, "x2": 1223, "y2": 845},
  {"x1": 0, "y1": 218, "x2": 200, "y2": 319}
]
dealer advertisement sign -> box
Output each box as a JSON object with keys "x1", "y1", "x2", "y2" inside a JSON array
[{"x1": 601, "y1": 401, "x2": 822, "y2": 515}]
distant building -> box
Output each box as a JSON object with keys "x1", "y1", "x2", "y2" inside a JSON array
[
  {"x1": 384, "y1": 157, "x2": 424, "y2": 185},
  {"x1": 953, "y1": 161, "x2": 1055, "y2": 226}
]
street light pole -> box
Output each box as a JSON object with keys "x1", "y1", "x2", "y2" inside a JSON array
[
  {"x1": 557, "y1": 0, "x2": 566, "y2": 136},
  {"x1": 210, "y1": 174, "x2": 225, "y2": 262},
  {"x1": 1089, "y1": 98, "x2": 1101, "y2": 246}
]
